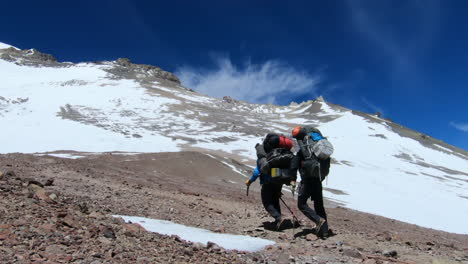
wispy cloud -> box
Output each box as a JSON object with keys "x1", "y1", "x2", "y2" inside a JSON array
[
  {"x1": 346, "y1": 0, "x2": 440, "y2": 84},
  {"x1": 361, "y1": 96, "x2": 384, "y2": 116},
  {"x1": 450, "y1": 122, "x2": 468, "y2": 132},
  {"x1": 175, "y1": 55, "x2": 321, "y2": 104}
]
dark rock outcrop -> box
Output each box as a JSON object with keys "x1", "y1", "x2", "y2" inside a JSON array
[
  {"x1": 0, "y1": 47, "x2": 59, "y2": 66},
  {"x1": 0, "y1": 47, "x2": 181, "y2": 84},
  {"x1": 112, "y1": 57, "x2": 180, "y2": 84}
]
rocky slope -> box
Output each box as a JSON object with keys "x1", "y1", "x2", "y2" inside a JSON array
[
  {"x1": 1, "y1": 153, "x2": 467, "y2": 264},
  {"x1": 0, "y1": 162, "x2": 246, "y2": 263}
]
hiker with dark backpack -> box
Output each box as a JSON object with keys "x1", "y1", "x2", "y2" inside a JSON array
[
  {"x1": 245, "y1": 133, "x2": 299, "y2": 230},
  {"x1": 292, "y1": 126, "x2": 333, "y2": 238}
]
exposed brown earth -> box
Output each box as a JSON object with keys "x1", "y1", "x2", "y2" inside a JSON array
[{"x1": 1, "y1": 152, "x2": 467, "y2": 264}]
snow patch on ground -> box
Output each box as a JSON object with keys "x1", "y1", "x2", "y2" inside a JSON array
[
  {"x1": 433, "y1": 144, "x2": 454, "y2": 153},
  {"x1": 115, "y1": 215, "x2": 275, "y2": 252},
  {"x1": 34, "y1": 153, "x2": 86, "y2": 159},
  {"x1": 220, "y1": 161, "x2": 248, "y2": 177},
  {"x1": 154, "y1": 85, "x2": 215, "y2": 104}
]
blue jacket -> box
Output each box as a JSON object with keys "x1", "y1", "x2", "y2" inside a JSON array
[{"x1": 249, "y1": 166, "x2": 272, "y2": 185}]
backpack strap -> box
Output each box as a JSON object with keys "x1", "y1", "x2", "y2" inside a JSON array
[{"x1": 297, "y1": 138, "x2": 314, "y2": 160}]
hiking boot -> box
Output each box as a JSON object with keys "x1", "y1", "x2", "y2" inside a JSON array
[
  {"x1": 292, "y1": 218, "x2": 301, "y2": 228},
  {"x1": 275, "y1": 218, "x2": 286, "y2": 231},
  {"x1": 315, "y1": 218, "x2": 329, "y2": 238}
]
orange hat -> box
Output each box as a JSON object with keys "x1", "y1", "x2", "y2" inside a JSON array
[
  {"x1": 279, "y1": 136, "x2": 293, "y2": 150},
  {"x1": 292, "y1": 126, "x2": 302, "y2": 138}
]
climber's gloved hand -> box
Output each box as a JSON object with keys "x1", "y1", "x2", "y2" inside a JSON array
[
  {"x1": 290, "y1": 181, "x2": 297, "y2": 196},
  {"x1": 290, "y1": 181, "x2": 296, "y2": 189},
  {"x1": 245, "y1": 179, "x2": 253, "y2": 187}
]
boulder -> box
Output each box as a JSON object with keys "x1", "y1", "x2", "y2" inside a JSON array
[
  {"x1": 37, "y1": 224, "x2": 57, "y2": 234},
  {"x1": 62, "y1": 215, "x2": 77, "y2": 228},
  {"x1": 100, "y1": 226, "x2": 116, "y2": 239},
  {"x1": 382, "y1": 250, "x2": 398, "y2": 258},
  {"x1": 223, "y1": 96, "x2": 235, "y2": 103},
  {"x1": 44, "y1": 244, "x2": 67, "y2": 256},
  {"x1": 45, "y1": 178, "x2": 54, "y2": 186},
  {"x1": 48, "y1": 193, "x2": 58, "y2": 201},
  {"x1": 88, "y1": 211, "x2": 106, "y2": 219},
  {"x1": 27, "y1": 179, "x2": 44, "y2": 187},
  {"x1": 0, "y1": 170, "x2": 16, "y2": 180},
  {"x1": 305, "y1": 234, "x2": 319, "y2": 241},
  {"x1": 342, "y1": 248, "x2": 363, "y2": 259},
  {"x1": 122, "y1": 223, "x2": 145, "y2": 235},
  {"x1": 192, "y1": 242, "x2": 204, "y2": 251},
  {"x1": 28, "y1": 184, "x2": 52, "y2": 202},
  {"x1": 116, "y1": 58, "x2": 132, "y2": 67}
]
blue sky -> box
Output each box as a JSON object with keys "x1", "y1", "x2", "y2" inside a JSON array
[{"x1": 1, "y1": 0, "x2": 467, "y2": 150}]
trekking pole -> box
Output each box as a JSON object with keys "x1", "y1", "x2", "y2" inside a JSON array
[
  {"x1": 246, "y1": 185, "x2": 250, "y2": 196},
  {"x1": 290, "y1": 196, "x2": 299, "y2": 240},
  {"x1": 279, "y1": 195, "x2": 300, "y2": 239},
  {"x1": 279, "y1": 196, "x2": 299, "y2": 223}
]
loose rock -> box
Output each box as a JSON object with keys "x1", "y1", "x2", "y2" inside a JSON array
[
  {"x1": 382, "y1": 250, "x2": 398, "y2": 258},
  {"x1": 342, "y1": 248, "x2": 363, "y2": 259},
  {"x1": 305, "y1": 234, "x2": 319, "y2": 241}
]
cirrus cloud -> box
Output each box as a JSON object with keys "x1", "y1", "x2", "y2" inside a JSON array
[
  {"x1": 450, "y1": 122, "x2": 468, "y2": 132},
  {"x1": 175, "y1": 55, "x2": 321, "y2": 104}
]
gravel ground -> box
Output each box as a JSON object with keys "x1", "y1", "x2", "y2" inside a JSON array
[{"x1": 1, "y1": 152, "x2": 467, "y2": 264}]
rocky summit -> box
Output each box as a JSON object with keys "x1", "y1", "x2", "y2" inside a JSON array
[{"x1": 0, "y1": 43, "x2": 467, "y2": 263}]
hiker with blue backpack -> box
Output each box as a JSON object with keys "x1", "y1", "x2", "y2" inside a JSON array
[
  {"x1": 245, "y1": 133, "x2": 299, "y2": 230},
  {"x1": 292, "y1": 126, "x2": 334, "y2": 238}
]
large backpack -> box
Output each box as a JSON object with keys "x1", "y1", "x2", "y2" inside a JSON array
[
  {"x1": 296, "y1": 126, "x2": 333, "y2": 181},
  {"x1": 297, "y1": 126, "x2": 334, "y2": 160},
  {"x1": 266, "y1": 148, "x2": 297, "y2": 184},
  {"x1": 266, "y1": 148, "x2": 295, "y2": 168}
]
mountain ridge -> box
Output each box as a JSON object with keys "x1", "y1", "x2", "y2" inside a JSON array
[
  {"x1": 1, "y1": 41, "x2": 465, "y2": 155},
  {"x1": 1, "y1": 42, "x2": 467, "y2": 234}
]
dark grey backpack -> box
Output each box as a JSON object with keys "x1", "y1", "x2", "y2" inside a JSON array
[
  {"x1": 266, "y1": 148, "x2": 295, "y2": 169},
  {"x1": 296, "y1": 127, "x2": 333, "y2": 181},
  {"x1": 266, "y1": 148, "x2": 297, "y2": 185},
  {"x1": 296, "y1": 126, "x2": 334, "y2": 161}
]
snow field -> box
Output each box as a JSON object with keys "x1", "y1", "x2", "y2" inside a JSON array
[
  {"x1": 0, "y1": 60, "x2": 182, "y2": 153},
  {"x1": 318, "y1": 109, "x2": 468, "y2": 234},
  {"x1": 0, "y1": 42, "x2": 18, "y2": 50},
  {"x1": 115, "y1": 215, "x2": 275, "y2": 252}
]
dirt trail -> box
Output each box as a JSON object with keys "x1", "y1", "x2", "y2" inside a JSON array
[{"x1": 1, "y1": 152, "x2": 467, "y2": 264}]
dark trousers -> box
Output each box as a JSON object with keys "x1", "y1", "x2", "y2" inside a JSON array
[
  {"x1": 261, "y1": 183, "x2": 283, "y2": 221},
  {"x1": 297, "y1": 177, "x2": 327, "y2": 224}
]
